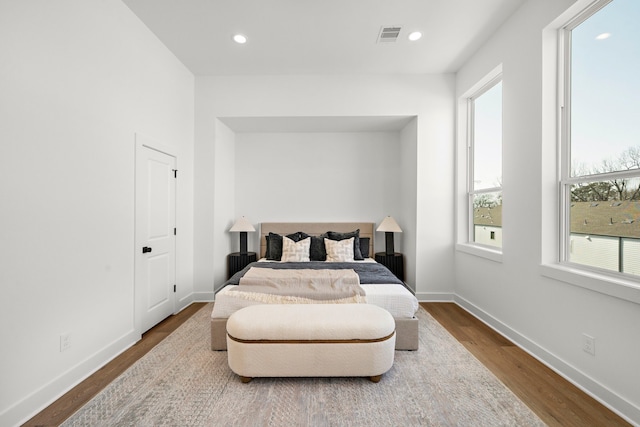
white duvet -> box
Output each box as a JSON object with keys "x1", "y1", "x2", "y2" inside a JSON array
[{"x1": 212, "y1": 283, "x2": 418, "y2": 319}]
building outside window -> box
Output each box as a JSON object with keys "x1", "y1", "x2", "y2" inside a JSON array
[
  {"x1": 560, "y1": 0, "x2": 640, "y2": 277},
  {"x1": 469, "y1": 78, "x2": 503, "y2": 249}
]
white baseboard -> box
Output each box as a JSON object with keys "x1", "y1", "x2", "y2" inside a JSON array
[
  {"x1": 416, "y1": 291, "x2": 454, "y2": 302},
  {"x1": 10, "y1": 296, "x2": 636, "y2": 426},
  {"x1": 177, "y1": 293, "x2": 194, "y2": 307},
  {"x1": 454, "y1": 295, "x2": 640, "y2": 426},
  {"x1": 192, "y1": 291, "x2": 215, "y2": 302},
  {"x1": 177, "y1": 291, "x2": 215, "y2": 307},
  {"x1": 2, "y1": 329, "x2": 139, "y2": 427},
  {"x1": 4, "y1": 296, "x2": 218, "y2": 427}
]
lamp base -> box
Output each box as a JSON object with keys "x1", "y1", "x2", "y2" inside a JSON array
[
  {"x1": 385, "y1": 232, "x2": 395, "y2": 255},
  {"x1": 239, "y1": 232, "x2": 248, "y2": 255}
]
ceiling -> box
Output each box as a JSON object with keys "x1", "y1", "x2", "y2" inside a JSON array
[{"x1": 122, "y1": 0, "x2": 526, "y2": 76}]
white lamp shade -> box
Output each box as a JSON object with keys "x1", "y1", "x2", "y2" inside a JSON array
[
  {"x1": 229, "y1": 216, "x2": 256, "y2": 232},
  {"x1": 376, "y1": 216, "x2": 402, "y2": 233}
]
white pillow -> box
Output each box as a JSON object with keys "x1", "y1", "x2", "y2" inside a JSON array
[
  {"x1": 281, "y1": 236, "x2": 311, "y2": 262},
  {"x1": 324, "y1": 237, "x2": 355, "y2": 262}
]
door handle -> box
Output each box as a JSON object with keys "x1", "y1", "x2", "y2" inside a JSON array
[{"x1": 142, "y1": 246, "x2": 152, "y2": 253}]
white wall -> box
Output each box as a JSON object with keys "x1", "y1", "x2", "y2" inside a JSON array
[
  {"x1": 400, "y1": 119, "x2": 418, "y2": 289},
  {"x1": 234, "y1": 131, "x2": 402, "y2": 252},
  {"x1": 0, "y1": 1, "x2": 194, "y2": 425},
  {"x1": 212, "y1": 120, "x2": 237, "y2": 290},
  {"x1": 455, "y1": 0, "x2": 640, "y2": 422},
  {"x1": 194, "y1": 74, "x2": 455, "y2": 296}
]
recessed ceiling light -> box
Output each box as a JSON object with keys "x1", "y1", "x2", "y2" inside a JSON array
[
  {"x1": 233, "y1": 34, "x2": 247, "y2": 44},
  {"x1": 595, "y1": 32, "x2": 611, "y2": 40},
  {"x1": 408, "y1": 31, "x2": 422, "y2": 41}
]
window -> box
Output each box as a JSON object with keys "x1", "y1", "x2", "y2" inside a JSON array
[
  {"x1": 560, "y1": 0, "x2": 640, "y2": 278},
  {"x1": 469, "y1": 78, "x2": 503, "y2": 249}
]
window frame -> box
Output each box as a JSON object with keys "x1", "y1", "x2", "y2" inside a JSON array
[
  {"x1": 542, "y1": 0, "x2": 640, "y2": 304},
  {"x1": 467, "y1": 75, "x2": 504, "y2": 252},
  {"x1": 558, "y1": 0, "x2": 640, "y2": 281}
]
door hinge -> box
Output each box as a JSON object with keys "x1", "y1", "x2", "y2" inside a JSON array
[
  {"x1": 172, "y1": 169, "x2": 178, "y2": 178},
  {"x1": 173, "y1": 284, "x2": 176, "y2": 293}
]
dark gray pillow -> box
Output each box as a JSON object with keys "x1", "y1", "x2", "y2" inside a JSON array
[
  {"x1": 359, "y1": 237, "x2": 370, "y2": 259},
  {"x1": 265, "y1": 235, "x2": 270, "y2": 258},
  {"x1": 265, "y1": 233, "x2": 281, "y2": 260},
  {"x1": 266, "y1": 232, "x2": 305, "y2": 260},
  {"x1": 298, "y1": 232, "x2": 310, "y2": 240},
  {"x1": 327, "y1": 229, "x2": 363, "y2": 260},
  {"x1": 309, "y1": 233, "x2": 328, "y2": 261}
]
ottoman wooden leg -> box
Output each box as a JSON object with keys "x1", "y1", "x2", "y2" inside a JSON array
[
  {"x1": 369, "y1": 375, "x2": 382, "y2": 383},
  {"x1": 240, "y1": 376, "x2": 252, "y2": 383}
]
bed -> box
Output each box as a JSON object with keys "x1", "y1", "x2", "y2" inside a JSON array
[{"x1": 211, "y1": 222, "x2": 419, "y2": 350}]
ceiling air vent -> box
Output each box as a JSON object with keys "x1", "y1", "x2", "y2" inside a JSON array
[{"x1": 377, "y1": 26, "x2": 402, "y2": 43}]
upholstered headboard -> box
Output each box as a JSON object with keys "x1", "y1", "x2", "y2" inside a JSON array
[{"x1": 259, "y1": 222, "x2": 374, "y2": 259}]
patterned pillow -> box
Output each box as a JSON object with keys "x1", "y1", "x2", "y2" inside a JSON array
[
  {"x1": 281, "y1": 236, "x2": 311, "y2": 262},
  {"x1": 324, "y1": 237, "x2": 355, "y2": 262},
  {"x1": 327, "y1": 229, "x2": 363, "y2": 260},
  {"x1": 266, "y1": 232, "x2": 305, "y2": 260}
]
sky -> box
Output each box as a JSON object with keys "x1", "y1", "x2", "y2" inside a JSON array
[
  {"x1": 473, "y1": 81, "x2": 502, "y2": 191},
  {"x1": 571, "y1": 0, "x2": 640, "y2": 175},
  {"x1": 471, "y1": 0, "x2": 638, "y2": 191}
]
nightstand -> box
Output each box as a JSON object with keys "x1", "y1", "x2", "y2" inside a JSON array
[
  {"x1": 228, "y1": 252, "x2": 257, "y2": 279},
  {"x1": 374, "y1": 252, "x2": 404, "y2": 282}
]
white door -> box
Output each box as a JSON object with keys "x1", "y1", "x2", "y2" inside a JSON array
[{"x1": 135, "y1": 138, "x2": 176, "y2": 334}]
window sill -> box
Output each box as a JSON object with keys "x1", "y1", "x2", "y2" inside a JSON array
[
  {"x1": 456, "y1": 243, "x2": 503, "y2": 263},
  {"x1": 540, "y1": 264, "x2": 640, "y2": 305}
]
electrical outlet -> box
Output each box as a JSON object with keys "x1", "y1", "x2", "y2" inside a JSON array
[
  {"x1": 582, "y1": 333, "x2": 595, "y2": 355},
  {"x1": 60, "y1": 333, "x2": 71, "y2": 352}
]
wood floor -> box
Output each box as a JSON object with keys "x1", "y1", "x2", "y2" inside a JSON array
[
  {"x1": 423, "y1": 302, "x2": 630, "y2": 427},
  {"x1": 23, "y1": 303, "x2": 207, "y2": 427},
  {"x1": 24, "y1": 302, "x2": 630, "y2": 426}
]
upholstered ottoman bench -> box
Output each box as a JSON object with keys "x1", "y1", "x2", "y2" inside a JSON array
[{"x1": 226, "y1": 304, "x2": 396, "y2": 383}]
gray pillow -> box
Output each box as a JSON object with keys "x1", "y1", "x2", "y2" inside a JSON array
[
  {"x1": 309, "y1": 233, "x2": 328, "y2": 261},
  {"x1": 359, "y1": 237, "x2": 370, "y2": 259}
]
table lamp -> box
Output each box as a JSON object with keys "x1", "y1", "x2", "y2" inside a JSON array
[
  {"x1": 377, "y1": 216, "x2": 402, "y2": 255},
  {"x1": 229, "y1": 216, "x2": 256, "y2": 254}
]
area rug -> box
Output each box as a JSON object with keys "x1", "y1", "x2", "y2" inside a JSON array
[{"x1": 62, "y1": 304, "x2": 545, "y2": 426}]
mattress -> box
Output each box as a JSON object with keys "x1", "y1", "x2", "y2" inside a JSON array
[{"x1": 212, "y1": 283, "x2": 418, "y2": 319}]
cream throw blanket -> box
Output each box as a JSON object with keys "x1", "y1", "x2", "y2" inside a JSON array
[{"x1": 227, "y1": 267, "x2": 366, "y2": 304}]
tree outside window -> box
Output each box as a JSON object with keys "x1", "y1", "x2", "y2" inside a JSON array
[{"x1": 561, "y1": 0, "x2": 640, "y2": 277}]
